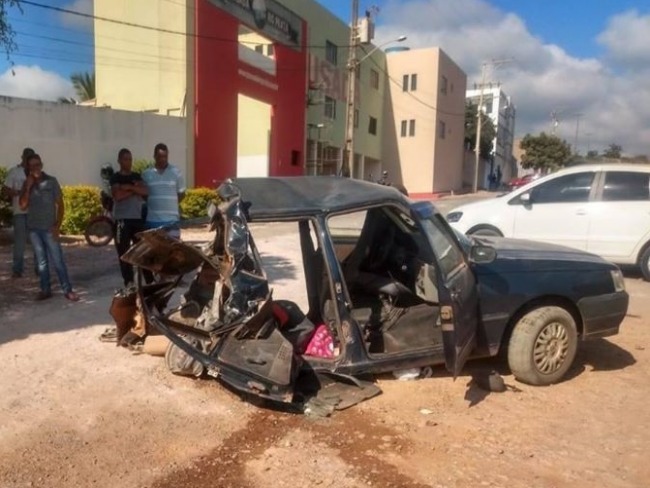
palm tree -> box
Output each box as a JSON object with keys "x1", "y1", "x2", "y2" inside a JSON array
[{"x1": 70, "y1": 71, "x2": 95, "y2": 102}]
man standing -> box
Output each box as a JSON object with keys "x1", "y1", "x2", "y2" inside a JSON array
[
  {"x1": 2, "y1": 147, "x2": 35, "y2": 278},
  {"x1": 19, "y1": 154, "x2": 79, "y2": 301},
  {"x1": 142, "y1": 143, "x2": 186, "y2": 239},
  {"x1": 110, "y1": 148, "x2": 148, "y2": 287}
]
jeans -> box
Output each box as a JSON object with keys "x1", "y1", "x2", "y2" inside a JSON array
[
  {"x1": 12, "y1": 214, "x2": 28, "y2": 275},
  {"x1": 115, "y1": 219, "x2": 145, "y2": 286},
  {"x1": 29, "y1": 229, "x2": 73, "y2": 295}
]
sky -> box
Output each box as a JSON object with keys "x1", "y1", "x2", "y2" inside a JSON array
[{"x1": 1, "y1": 0, "x2": 650, "y2": 155}]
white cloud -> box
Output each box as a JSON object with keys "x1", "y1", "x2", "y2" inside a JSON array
[
  {"x1": 376, "y1": 0, "x2": 650, "y2": 155},
  {"x1": 598, "y1": 10, "x2": 650, "y2": 69},
  {"x1": 58, "y1": 0, "x2": 94, "y2": 31},
  {"x1": 0, "y1": 65, "x2": 75, "y2": 101}
]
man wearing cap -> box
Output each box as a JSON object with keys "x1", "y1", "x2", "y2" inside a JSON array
[{"x1": 2, "y1": 148, "x2": 36, "y2": 278}]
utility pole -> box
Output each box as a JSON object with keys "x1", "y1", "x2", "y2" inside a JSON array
[
  {"x1": 341, "y1": 0, "x2": 359, "y2": 178},
  {"x1": 473, "y1": 62, "x2": 488, "y2": 193},
  {"x1": 573, "y1": 113, "x2": 583, "y2": 155}
]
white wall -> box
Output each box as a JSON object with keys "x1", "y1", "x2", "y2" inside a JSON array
[{"x1": 0, "y1": 96, "x2": 187, "y2": 187}]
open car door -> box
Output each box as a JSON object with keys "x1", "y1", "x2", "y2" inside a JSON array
[{"x1": 414, "y1": 202, "x2": 479, "y2": 377}]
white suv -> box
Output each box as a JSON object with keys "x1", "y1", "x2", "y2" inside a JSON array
[{"x1": 447, "y1": 164, "x2": 650, "y2": 280}]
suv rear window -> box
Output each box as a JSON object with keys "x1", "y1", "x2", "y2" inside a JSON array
[{"x1": 602, "y1": 171, "x2": 650, "y2": 201}]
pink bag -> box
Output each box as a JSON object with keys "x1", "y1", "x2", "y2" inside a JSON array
[{"x1": 304, "y1": 324, "x2": 334, "y2": 359}]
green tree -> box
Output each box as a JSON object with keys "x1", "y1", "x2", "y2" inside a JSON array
[
  {"x1": 71, "y1": 71, "x2": 95, "y2": 101},
  {"x1": 520, "y1": 132, "x2": 572, "y2": 173},
  {"x1": 0, "y1": 1, "x2": 20, "y2": 56},
  {"x1": 464, "y1": 102, "x2": 496, "y2": 159},
  {"x1": 603, "y1": 143, "x2": 622, "y2": 159}
]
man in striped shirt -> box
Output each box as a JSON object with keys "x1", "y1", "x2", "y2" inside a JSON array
[{"x1": 142, "y1": 143, "x2": 186, "y2": 239}]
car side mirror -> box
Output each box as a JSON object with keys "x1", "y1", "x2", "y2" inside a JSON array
[
  {"x1": 520, "y1": 192, "x2": 532, "y2": 205},
  {"x1": 470, "y1": 245, "x2": 497, "y2": 264}
]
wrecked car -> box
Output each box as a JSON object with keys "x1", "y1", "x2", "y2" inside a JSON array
[{"x1": 121, "y1": 177, "x2": 629, "y2": 411}]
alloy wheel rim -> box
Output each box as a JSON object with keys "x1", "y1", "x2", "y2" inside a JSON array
[{"x1": 533, "y1": 322, "x2": 569, "y2": 375}]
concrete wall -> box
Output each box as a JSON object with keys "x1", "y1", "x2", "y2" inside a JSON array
[{"x1": 0, "y1": 96, "x2": 187, "y2": 187}]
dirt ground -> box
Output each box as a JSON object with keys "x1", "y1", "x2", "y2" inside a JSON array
[{"x1": 0, "y1": 224, "x2": 648, "y2": 488}]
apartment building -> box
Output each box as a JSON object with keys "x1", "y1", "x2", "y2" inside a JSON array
[
  {"x1": 383, "y1": 47, "x2": 467, "y2": 194},
  {"x1": 466, "y1": 84, "x2": 517, "y2": 184}
]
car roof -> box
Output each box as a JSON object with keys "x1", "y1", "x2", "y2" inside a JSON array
[
  {"x1": 229, "y1": 176, "x2": 411, "y2": 220},
  {"x1": 555, "y1": 163, "x2": 650, "y2": 174}
]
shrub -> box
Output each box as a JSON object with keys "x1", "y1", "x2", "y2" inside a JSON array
[
  {"x1": 132, "y1": 159, "x2": 154, "y2": 175},
  {"x1": 61, "y1": 186, "x2": 102, "y2": 235},
  {"x1": 0, "y1": 166, "x2": 12, "y2": 227},
  {"x1": 180, "y1": 187, "x2": 220, "y2": 219}
]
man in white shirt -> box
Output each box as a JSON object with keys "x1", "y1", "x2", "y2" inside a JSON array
[{"x1": 2, "y1": 148, "x2": 35, "y2": 278}]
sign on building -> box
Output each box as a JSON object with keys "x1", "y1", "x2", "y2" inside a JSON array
[{"x1": 207, "y1": 0, "x2": 303, "y2": 49}]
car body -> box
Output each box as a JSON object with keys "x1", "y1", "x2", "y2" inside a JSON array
[
  {"x1": 507, "y1": 173, "x2": 540, "y2": 190},
  {"x1": 448, "y1": 163, "x2": 650, "y2": 280},
  {"x1": 122, "y1": 177, "x2": 628, "y2": 412}
]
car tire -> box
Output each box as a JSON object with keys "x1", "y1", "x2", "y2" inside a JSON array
[
  {"x1": 467, "y1": 225, "x2": 503, "y2": 237},
  {"x1": 639, "y1": 246, "x2": 650, "y2": 282},
  {"x1": 507, "y1": 306, "x2": 578, "y2": 386}
]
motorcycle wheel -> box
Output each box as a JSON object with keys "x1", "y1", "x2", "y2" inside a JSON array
[{"x1": 84, "y1": 216, "x2": 115, "y2": 247}]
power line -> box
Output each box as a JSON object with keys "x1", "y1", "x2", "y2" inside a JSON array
[{"x1": 19, "y1": 0, "x2": 355, "y2": 50}]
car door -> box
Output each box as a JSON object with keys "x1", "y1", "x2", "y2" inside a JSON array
[
  {"x1": 511, "y1": 171, "x2": 597, "y2": 250},
  {"x1": 415, "y1": 202, "x2": 479, "y2": 377},
  {"x1": 587, "y1": 170, "x2": 650, "y2": 261}
]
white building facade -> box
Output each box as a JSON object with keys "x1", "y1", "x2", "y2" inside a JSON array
[{"x1": 466, "y1": 84, "x2": 517, "y2": 185}]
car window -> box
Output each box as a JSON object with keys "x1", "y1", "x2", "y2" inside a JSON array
[
  {"x1": 602, "y1": 171, "x2": 650, "y2": 201},
  {"x1": 420, "y1": 216, "x2": 465, "y2": 278},
  {"x1": 530, "y1": 172, "x2": 596, "y2": 204}
]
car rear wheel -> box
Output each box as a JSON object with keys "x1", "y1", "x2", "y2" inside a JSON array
[
  {"x1": 467, "y1": 225, "x2": 503, "y2": 237},
  {"x1": 507, "y1": 306, "x2": 578, "y2": 386},
  {"x1": 639, "y1": 246, "x2": 650, "y2": 282}
]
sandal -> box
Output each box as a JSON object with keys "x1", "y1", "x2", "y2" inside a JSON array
[
  {"x1": 99, "y1": 327, "x2": 118, "y2": 343},
  {"x1": 65, "y1": 291, "x2": 80, "y2": 302}
]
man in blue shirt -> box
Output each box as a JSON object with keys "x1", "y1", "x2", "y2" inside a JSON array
[{"x1": 141, "y1": 143, "x2": 185, "y2": 239}]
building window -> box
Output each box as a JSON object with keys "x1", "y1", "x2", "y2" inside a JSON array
[
  {"x1": 400, "y1": 120, "x2": 407, "y2": 137},
  {"x1": 440, "y1": 75, "x2": 448, "y2": 95},
  {"x1": 370, "y1": 69, "x2": 379, "y2": 89},
  {"x1": 325, "y1": 41, "x2": 338, "y2": 65},
  {"x1": 438, "y1": 120, "x2": 446, "y2": 139},
  {"x1": 324, "y1": 96, "x2": 336, "y2": 119},
  {"x1": 267, "y1": 44, "x2": 275, "y2": 57},
  {"x1": 403, "y1": 74, "x2": 418, "y2": 92},
  {"x1": 369, "y1": 116, "x2": 377, "y2": 135},
  {"x1": 354, "y1": 109, "x2": 359, "y2": 128},
  {"x1": 484, "y1": 98, "x2": 493, "y2": 114},
  {"x1": 409, "y1": 119, "x2": 416, "y2": 137},
  {"x1": 255, "y1": 44, "x2": 264, "y2": 54}
]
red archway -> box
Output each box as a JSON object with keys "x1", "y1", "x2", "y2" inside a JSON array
[{"x1": 194, "y1": 0, "x2": 308, "y2": 186}]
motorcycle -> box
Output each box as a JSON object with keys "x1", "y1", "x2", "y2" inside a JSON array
[
  {"x1": 84, "y1": 164, "x2": 116, "y2": 247},
  {"x1": 370, "y1": 170, "x2": 409, "y2": 196}
]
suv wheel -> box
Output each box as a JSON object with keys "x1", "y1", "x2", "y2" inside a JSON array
[
  {"x1": 508, "y1": 306, "x2": 578, "y2": 386},
  {"x1": 639, "y1": 246, "x2": 650, "y2": 282},
  {"x1": 467, "y1": 225, "x2": 503, "y2": 237}
]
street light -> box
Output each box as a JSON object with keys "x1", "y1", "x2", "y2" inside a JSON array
[{"x1": 341, "y1": 33, "x2": 407, "y2": 178}]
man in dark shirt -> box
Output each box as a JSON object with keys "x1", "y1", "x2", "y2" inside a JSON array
[
  {"x1": 19, "y1": 154, "x2": 79, "y2": 301},
  {"x1": 110, "y1": 148, "x2": 148, "y2": 286}
]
